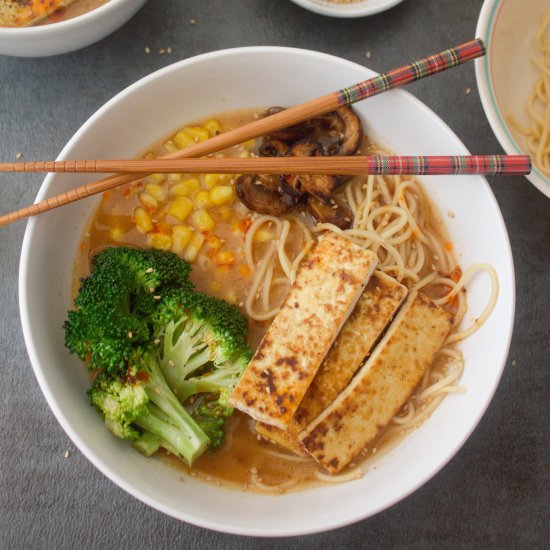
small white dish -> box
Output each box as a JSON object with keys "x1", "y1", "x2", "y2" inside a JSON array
[
  {"x1": 475, "y1": 0, "x2": 550, "y2": 198},
  {"x1": 289, "y1": 0, "x2": 404, "y2": 18},
  {"x1": 0, "y1": 0, "x2": 147, "y2": 57},
  {"x1": 19, "y1": 46, "x2": 514, "y2": 536}
]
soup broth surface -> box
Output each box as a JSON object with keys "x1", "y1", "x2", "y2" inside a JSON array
[{"x1": 76, "y1": 109, "x2": 460, "y2": 493}]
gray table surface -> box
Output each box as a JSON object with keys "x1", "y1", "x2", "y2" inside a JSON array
[{"x1": 1, "y1": 0, "x2": 549, "y2": 547}]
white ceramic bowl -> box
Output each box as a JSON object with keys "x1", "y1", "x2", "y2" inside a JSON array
[
  {"x1": 19, "y1": 47, "x2": 514, "y2": 536},
  {"x1": 289, "y1": 0, "x2": 404, "y2": 18},
  {"x1": 0, "y1": 0, "x2": 147, "y2": 57},
  {"x1": 476, "y1": 0, "x2": 550, "y2": 198}
]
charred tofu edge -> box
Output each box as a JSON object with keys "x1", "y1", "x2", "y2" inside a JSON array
[
  {"x1": 255, "y1": 271, "x2": 408, "y2": 454},
  {"x1": 300, "y1": 291, "x2": 453, "y2": 473},
  {"x1": 229, "y1": 233, "x2": 378, "y2": 429}
]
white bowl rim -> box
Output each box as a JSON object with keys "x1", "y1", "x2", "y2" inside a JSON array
[
  {"x1": 289, "y1": 0, "x2": 405, "y2": 18},
  {"x1": 19, "y1": 45, "x2": 515, "y2": 536},
  {"x1": 475, "y1": 0, "x2": 550, "y2": 198},
  {"x1": 0, "y1": 0, "x2": 138, "y2": 35}
]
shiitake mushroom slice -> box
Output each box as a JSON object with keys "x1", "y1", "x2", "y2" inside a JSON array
[
  {"x1": 235, "y1": 174, "x2": 294, "y2": 216},
  {"x1": 306, "y1": 196, "x2": 353, "y2": 230}
]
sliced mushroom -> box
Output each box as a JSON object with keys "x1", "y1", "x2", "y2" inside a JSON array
[
  {"x1": 259, "y1": 139, "x2": 289, "y2": 157},
  {"x1": 306, "y1": 196, "x2": 353, "y2": 230},
  {"x1": 282, "y1": 139, "x2": 340, "y2": 203},
  {"x1": 280, "y1": 139, "x2": 324, "y2": 198},
  {"x1": 336, "y1": 106, "x2": 363, "y2": 156},
  {"x1": 236, "y1": 174, "x2": 293, "y2": 216}
]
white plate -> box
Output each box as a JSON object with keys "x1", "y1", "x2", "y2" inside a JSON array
[
  {"x1": 19, "y1": 47, "x2": 514, "y2": 536},
  {"x1": 289, "y1": 0, "x2": 404, "y2": 18},
  {"x1": 475, "y1": 0, "x2": 550, "y2": 198}
]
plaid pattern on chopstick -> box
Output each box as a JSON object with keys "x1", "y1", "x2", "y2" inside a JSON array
[
  {"x1": 365, "y1": 155, "x2": 531, "y2": 176},
  {"x1": 336, "y1": 39, "x2": 486, "y2": 105}
]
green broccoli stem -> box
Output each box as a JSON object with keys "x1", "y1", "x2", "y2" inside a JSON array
[
  {"x1": 132, "y1": 431, "x2": 180, "y2": 457},
  {"x1": 140, "y1": 355, "x2": 210, "y2": 465},
  {"x1": 134, "y1": 408, "x2": 204, "y2": 464}
]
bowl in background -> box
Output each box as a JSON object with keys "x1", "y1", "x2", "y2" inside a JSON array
[
  {"x1": 289, "y1": 0, "x2": 404, "y2": 18},
  {"x1": 0, "y1": 0, "x2": 147, "y2": 57},
  {"x1": 19, "y1": 47, "x2": 514, "y2": 536},
  {"x1": 475, "y1": 0, "x2": 550, "y2": 198}
]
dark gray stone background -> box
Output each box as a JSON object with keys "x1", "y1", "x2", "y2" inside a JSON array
[{"x1": 1, "y1": 0, "x2": 549, "y2": 547}]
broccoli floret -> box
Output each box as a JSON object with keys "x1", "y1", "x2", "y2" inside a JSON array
[
  {"x1": 152, "y1": 290, "x2": 252, "y2": 449},
  {"x1": 65, "y1": 246, "x2": 252, "y2": 464},
  {"x1": 191, "y1": 391, "x2": 235, "y2": 450},
  {"x1": 64, "y1": 247, "x2": 193, "y2": 376},
  {"x1": 89, "y1": 354, "x2": 210, "y2": 466}
]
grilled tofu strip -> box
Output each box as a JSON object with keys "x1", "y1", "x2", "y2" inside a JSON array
[
  {"x1": 256, "y1": 271, "x2": 408, "y2": 455},
  {"x1": 0, "y1": 1, "x2": 76, "y2": 27},
  {"x1": 300, "y1": 291, "x2": 453, "y2": 473},
  {"x1": 229, "y1": 233, "x2": 378, "y2": 429}
]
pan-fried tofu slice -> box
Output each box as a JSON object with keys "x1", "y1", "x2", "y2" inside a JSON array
[
  {"x1": 229, "y1": 233, "x2": 378, "y2": 429},
  {"x1": 256, "y1": 271, "x2": 408, "y2": 455},
  {"x1": 0, "y1": 1, "x2": 76, "y2": 27},
  {"x1": 300, "y1": 291, "x2": 452, "y2": 473}
]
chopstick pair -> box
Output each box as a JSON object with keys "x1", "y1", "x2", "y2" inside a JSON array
[
  {"x1": 1, "y1": 155, "x2": 532, "y2": 177},
  {"x1": 0, "y1": 38, "x2": 488, "y2": 228}
]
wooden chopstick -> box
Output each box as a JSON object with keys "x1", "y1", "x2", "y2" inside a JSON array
[
  {"x1": 0, "y1": 155, "x2": 532, "y2": 176},
  {"x1": 0, "y1": 39, "x2": 486, "y2": 228}
]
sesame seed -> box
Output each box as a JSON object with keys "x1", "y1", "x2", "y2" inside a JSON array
[
  {"x1": 512, "y1": 359, "x2": 517, "y2": 367},
  {"x1": 153, "y1": 295, "x2": 161, "y2": 300},
  {"x1": 154, "y1": 338, "x2": 161, "y2": 345},
  {"x1": 465, "y1": 87, "x2": 472, "y2": 95},
  {"x1": 159, "y1": 48, "x2": 166, "y2": 55},
  {"x1": 365, "y1": 51, "x2": 371, "y2": 59},
  {"x1": 167, "y1": 47, "x2": 172, "y2": 54},
  {"x1": 144, "y1": 46, "x2": 150, "y2": 54},
  {"x1": 253, "y1": 113, "x2": 260, "y2": 119},
  {"x1": 127, "y1": 331, "x2": 133, "y2": 339},
  {"x1": 189, "y1": 18, "x2": 197, "y2": 25},
  {"x1": 146, "y1": 267, "x2": 153, "y2": 273},
  {"x1": 15, "y1": 152, "x2": 23, "y2": 160},
  {"x1": 168, "y1": 360, "x2": 174, "y2": 367},
  {"x1": 64, "y1": 450, "x2": 70, "y2": 459}
]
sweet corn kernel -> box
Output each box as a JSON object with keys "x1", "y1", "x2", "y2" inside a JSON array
[
  {"x1": 238, "y1": 149, "x2": 250, "y2": 158},
  {"x1": 184, "y1": 233, "x2": 205, "y2": 262},
  {"x1": 253, "y1": 228, "x2": 275, "y2": 243},
  {"x1": 168, "y1": 173, "x2": 182, "y2": 185},
  {"x1": 167, "y1": 197, "x2": 194, "y2": 222},
  {"x1": 138, "y1": 192, "x2": 158, "y2": 212},
  {"x1": 145, "y1": 182, "x2": 167, "y2": 201},
  {"x1": 149, "y1": 232, "x2": 172, "y2": 250},
  {"x1": 202, "y1": 173, "x2": 229, "y2": 189},
  {"x1": 163, "y1": 140, "x2": 178, "y2": 154},
  {"x1": 173, "y1": 130, "x2": 195, "y2": 149},
  {"x1": 243, "y1": 139, "x2": 256, "y2": 150},
  {"x1": 217, "y1": 250, "x2": 236, "y2": 265},
  {"x1": 134, "y1": 207, "x2": 153, "y2": 233},
  {"x1": 183, "y1": 126, "x2": 210, "y2": 142},
  {"x1": 193, "y1": 209, "x2": 215, "y2": 231},
  {"x1": 225, "y1": 290, "x2": 238, "y2": 304},
  {"x1": 203, "y1": 119, "x2": 221, "y2": 137},
  {"x1": 148, "y1": 173, "x2": 166, "y2": 185},
  {"x1": 194, "y1": 191, "x2": 212, "y2": 208},
  {"x1": 110, "y1": 227, "x2": 124, "y2": 243},
  {"x1": 171, "y1": 225, "x2": 193, "y2": 255},
  {"x1": 209, "y1": 185, "x2": 235, "y2": 206},
  {"x1": 169, "y1": 178, "x2": 200, "y2": 197},
  {"x1": 143, "y1": 151, "x2": 155, "y2": 160}
]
